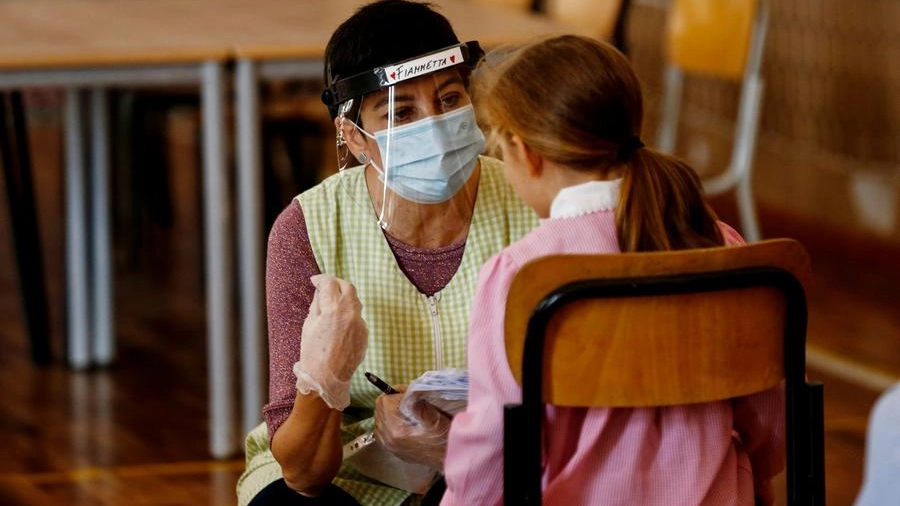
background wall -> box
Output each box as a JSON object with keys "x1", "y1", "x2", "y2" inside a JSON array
[{"x1": 628, "y1": 0, "x2": 900, "y2": 245}]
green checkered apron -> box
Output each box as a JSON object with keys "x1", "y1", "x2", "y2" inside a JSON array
[{"x1": 237, "y1": 156, "x2": 537, "y2": 506}]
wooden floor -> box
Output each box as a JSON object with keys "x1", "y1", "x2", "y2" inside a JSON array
[{"x1": 1, "y1": 107, "x2": 898, "y2": 506}]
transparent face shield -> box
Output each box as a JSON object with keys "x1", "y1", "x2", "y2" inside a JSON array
[{"x1": 325, "y1": 42, "x2": 487, "y2": 239}]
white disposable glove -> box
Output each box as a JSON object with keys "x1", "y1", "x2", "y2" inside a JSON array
[
  {"x1": 375, "y1": 386, "x2": 451, "y2": 470},
  {"x1": 293, "y1": 274, "x2": 368, "y2": 410}
]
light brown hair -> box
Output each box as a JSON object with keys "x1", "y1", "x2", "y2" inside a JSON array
[{"x1": 472, "y1": 34, "x2": 724, "y2": 252}]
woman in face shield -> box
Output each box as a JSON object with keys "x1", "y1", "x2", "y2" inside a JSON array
[{"x1": 236, "y1": 1, "x2": 539, "y2": 506}]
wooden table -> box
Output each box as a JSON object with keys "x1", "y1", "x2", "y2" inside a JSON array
[
  {"x1": 0, "y1": 0, "x2": 577, "y2": 459},
  {"x1": 0, "y1": 0, "x2": 237, "y2": 458}
]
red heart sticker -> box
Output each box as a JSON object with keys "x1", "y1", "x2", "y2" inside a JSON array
[
  {"x1": 450, "y1": 55, "x2": 456, "y2": 63},
  {"x1": 390, "y1": 71, "x2": 396, "y2": 80}
]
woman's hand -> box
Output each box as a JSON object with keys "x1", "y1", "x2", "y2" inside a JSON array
[
  {"x1": 374, "y1": 387, "x2": 451, "y2": 470},
  {"x1": 275, "y1": 274, "x2": 367, "y2": 493},
  {"x1": 293, "y1": 274, "x2": 368, "y2": 410}
]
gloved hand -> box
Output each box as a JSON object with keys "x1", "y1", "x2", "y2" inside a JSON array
[
  {"x1": 374, "y1": 386, "x2": 451, "y2": 470},
  {"x1": 293, "y1": 274, "x2": 368, "y2": 410}
]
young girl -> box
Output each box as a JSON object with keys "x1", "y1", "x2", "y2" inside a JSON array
[{"x1": 440, "y1": 35, "x2": 785, "y2": 506}]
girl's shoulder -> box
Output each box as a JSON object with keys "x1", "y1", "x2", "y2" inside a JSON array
[
  {"x1": 503, "y1": 213, "x2": 620, "y2": 267},
  {"x1": 717, "y1": 221, "x2": 746, "y2": 246}
]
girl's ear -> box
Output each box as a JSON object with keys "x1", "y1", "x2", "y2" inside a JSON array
[{"x1": 511, "y1": 134, "x2": 543, "y2": 178}]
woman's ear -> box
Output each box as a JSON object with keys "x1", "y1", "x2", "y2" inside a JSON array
[{"x1": 335, "y1": 117, "x2": 368, "y2": 160}]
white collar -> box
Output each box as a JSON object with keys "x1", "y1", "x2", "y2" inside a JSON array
[{"x1": 548, "y1": 179, "x2": 622, "y2": 219}]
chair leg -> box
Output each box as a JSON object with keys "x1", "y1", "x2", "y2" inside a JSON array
[
  {"x1": 736, "y1": 175, "x2": 761, "y2": 241},
  {"x1": 612, "y1": 0, "x2": 633, "y2": 56},
  {"x1": 0, "y1": 92, "x2": 52, "y2": 364},
  {"x1": 808, "y1": 381, "x2": 826, "y2": 506}
]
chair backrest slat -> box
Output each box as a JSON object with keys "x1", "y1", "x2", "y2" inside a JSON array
[
  {"x1": 504, "y1": 239, "x2": 811, "y2": 407},
  {"x1": 666, "y1": 0, "x2": 758, "y2": 80},
  {"x1": 503, "y1": 238, "x2": 821, "y2": 506}
]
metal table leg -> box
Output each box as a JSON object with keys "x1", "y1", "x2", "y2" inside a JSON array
[
  {"x1": 201, "y1": 60, "x2": 236, "y2": 459},
  {"x1": 235, "y1": 58, "x2": 265, "y2": 437},
  {"x1": 64, "y1": 88, "x2": 92, "y2": 370},
  {"x1": 90, "y1": 88, "x2": 114, "y2": 365}
]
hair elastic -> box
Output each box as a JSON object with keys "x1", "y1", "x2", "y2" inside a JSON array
[{"x1": 617, "y1": 136, "x2": 645, "y2": 162}]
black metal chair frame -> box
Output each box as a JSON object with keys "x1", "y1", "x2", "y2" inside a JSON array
[{"x1": 503, "y1": 266, "x2": 826, "y2": 506}]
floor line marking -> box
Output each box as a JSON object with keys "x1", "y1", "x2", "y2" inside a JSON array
[{"x1": 807, "y1": 344, "x2": 899, "y2": 393}]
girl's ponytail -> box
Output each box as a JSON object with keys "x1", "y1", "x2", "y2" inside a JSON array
[{"x1": 616, "y1": 147, "x2": 724, "y2": 252}]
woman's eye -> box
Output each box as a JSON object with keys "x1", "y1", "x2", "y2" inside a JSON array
[
  {"x1": 440, "y1": 93, "x2": 461, "y2": 108},
  {"x1": 390, "y1": 107, "x2": 413, "y2": 122}
]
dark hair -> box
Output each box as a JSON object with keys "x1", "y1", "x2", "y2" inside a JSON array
[
  {"x1": 323, "y1": 0, "x2": 461, "y2": 119},
  {"x1": 473, "y1": 34, "x2": 724, "y2": 252}
]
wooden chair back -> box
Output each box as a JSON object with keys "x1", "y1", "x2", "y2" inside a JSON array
[{"x1": 503, "y1": 239, "x2": 825, "y2": 506}]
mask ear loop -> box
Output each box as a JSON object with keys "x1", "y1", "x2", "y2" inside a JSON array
[{"x1": 376, "y1": 86, "x2": 395, "y2": 231}]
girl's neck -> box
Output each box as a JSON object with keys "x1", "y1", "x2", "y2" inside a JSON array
[{"x1": 538, "y1": 160, "x2": 624, "y2": 216}]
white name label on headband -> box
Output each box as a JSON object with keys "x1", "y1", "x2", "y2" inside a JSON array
[{"x1": 382, "y1": 46, "x2": 464, "y2": 85}]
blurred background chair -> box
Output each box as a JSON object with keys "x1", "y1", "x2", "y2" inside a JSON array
[
  {"x1": 469, "y1": 0, "x2": 633, "y2": 54},
  {"x1": 0, "y1": 91, "x2": 52, "y2": 364},
  {"x1": 502, "y1": 239, "x2": 825, "y2": 505},
  {"x1": 538, "y1": 0, "x2": 631, "y2": 53},
  {"x1": 655, "y1": 0, "x2": 770, "y2": 241}
]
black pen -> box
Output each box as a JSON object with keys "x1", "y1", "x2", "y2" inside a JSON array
[{"x1": 365, "y1": 371, "x2": 399, "y2": 394}]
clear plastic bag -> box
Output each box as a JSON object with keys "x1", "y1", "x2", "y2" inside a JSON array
[{"x1": 342, "y1": 432, "x2": 439, "y2": 494}]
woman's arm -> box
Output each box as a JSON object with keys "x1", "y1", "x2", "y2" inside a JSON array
[
  {"x1": 272, "y1": 393, "x2": 345, "y2": 495},
  {"x1": 264, "y1": 202, "x2": 344, "y2": 494}
]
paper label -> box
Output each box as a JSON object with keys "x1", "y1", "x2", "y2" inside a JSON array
[{"x1": 382, "y1": 46, "x2": 464, "y2": 85}]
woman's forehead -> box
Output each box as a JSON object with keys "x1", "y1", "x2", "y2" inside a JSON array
[{"x1": 363, "y1": 69, "x2": 467, "y2": 107}]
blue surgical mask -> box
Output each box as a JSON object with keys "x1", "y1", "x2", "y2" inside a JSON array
[{"x1": 357, "y1": 105, "x2": 486, "y2": 204}]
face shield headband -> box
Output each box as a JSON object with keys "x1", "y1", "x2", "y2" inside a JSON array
[{"x1": 321, "y1": 41, "x2": 484, "y2": 108}]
